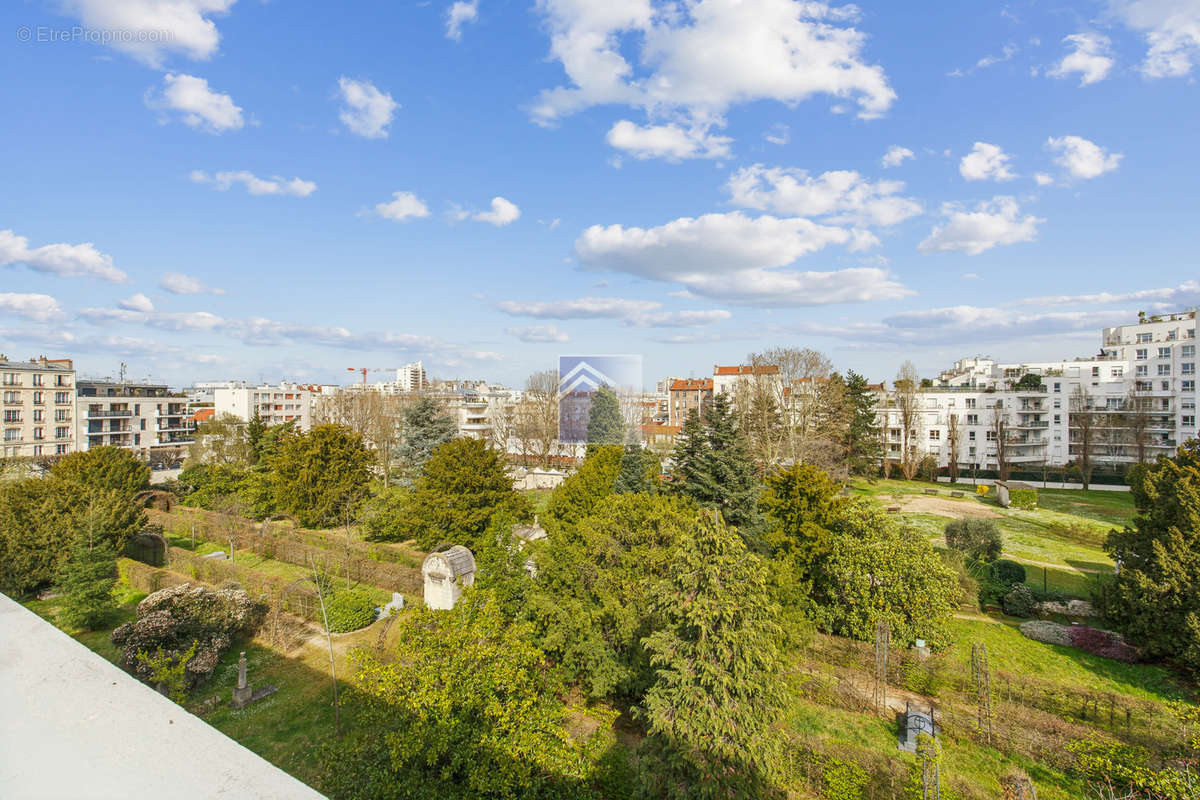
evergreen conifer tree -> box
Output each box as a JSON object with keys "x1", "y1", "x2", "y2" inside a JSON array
[
  {"x1": 613, "y1": 443, "x2": 654, "y2": 494},
  {"x1": 56, "y1": 516, "x2": 118, "y2": 631},
  {"x1": 701, "y1": 392, "x2": 761, "y2": 530},
  {"x1": 844, "y1": 370, "x2": 882, "y2": 476},
  {"x1": 586, "y1": 384, "x2": 625, "y2": 447}
]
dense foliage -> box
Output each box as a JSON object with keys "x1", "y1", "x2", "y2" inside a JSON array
[
  {"x1": 638, "y1": 514, "x2": 784, "y2": 800},
  {"x1": 545, "y1": 445, "x2": 623, "y2": 526},
  {"x1": 325, "y1": 587, "x2": 378, "y2": 632},
  {"x1": 324, "y1": 590, "x2": 613, "y2": 800},
  {"x1": 272, "y1": 424, "x2": 372, "y2": 527},
  {"x1": 586, "y1": 385, "x2": 625, "y2": 447},
  {"x1": 943, "y1": 518, "x2": 1002, "y2": 563},
  {"x1": 55, "y1": 529, "x2": 118, "y2": 630},
  {"x1": 358, "y1": 486, "x2": 411, "y2": 541},
  {"x1": 613, "y1": 444, "x2": 658, "y2": 495},
  {"x1": 401, "y1": 437, "x2": 531, "y2": 550},
  {"x1": 668, "y1": 394, "x2": 760, "y2": 534},
  {"x1": 111, "y1": 583, "x2": 266, "y2": 688},
  {"x1": 761, "y1": 464, "x2": 847, "y2": 601},
  {"x1": 395, "y1": 396, "x2": 457, "y2": 480},
  {"x1": 1100, "y1": 441, "x2": 1200, "y2": 671}
]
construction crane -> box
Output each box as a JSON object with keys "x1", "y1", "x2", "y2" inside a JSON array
[{"x1": 346, "y1": 367, "x2": 399, "y2": 386}]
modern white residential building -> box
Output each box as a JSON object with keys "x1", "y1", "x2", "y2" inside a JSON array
[
  {"x1": 1, "y1": 355, "x2": 76, "y2": 459},
  {"x1": 213, "y1": 382, "x2": 328, "y2": 430},
  {"x1": 877, "y1": 309, "x2": 1197, "y2": 474},
  {"x1": 75, "y1": 381, "x2": 194, "y2": 462}
]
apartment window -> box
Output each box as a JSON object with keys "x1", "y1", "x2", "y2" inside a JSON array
[
  {"x1": 33, "y1": 445, "x2": 42, "y2": 456},
  {"x1": 55, "y1": 375, "x2": 68, "y2": 386},
  {"x1": 1135, "y1": 348, "x2": 1148, "y2": 360},
  {"x1": 53, "y1": 409, "x2": 67, "y2": 421},
  {"x1": 1189, "y1": 328, "x2": 1196, "y2": 338},
  {"x1": 32, "y1": 374, "x2": 44, "y2": 386},
  {"x1": 1182, "y1": 345, "x2": 1196, "y2": 358},
  {"x1": 965, "y1": 398, "x2": 976, "y2": 409},
  {"x1": 134, "y1": 434, "x2": 141, "y2": 445},
  {"x1": 929, "y1": 430, "x2": 940, "y2": 441},
  {"x1": 55, "y1": 392, "x2": 69, "y2": 404},
  {"x1": 55, "y1": 444, "x2": 67, "y2": 455},
  {"x1": 4, "y1": 429, "x2": 18, "y2": 442},
  {"x1": 1162, "y1": 381, "x2": 1171, "y2": 391},
  {"x1": 1053, "y1": 399, "x2": 1061, "y2": 409},
  {"x1": 1053, "y1": 382, "x2": 1061, "y2": 393},
  {"x1": 1111, "y1": 367, "x2": 1124, "y2": 377},
  {"x1": 966, "y1": 414, "x2": 979, "y2": 424},
  {"x1": 968, "y1": 446, "x2": 977, "y2": 457},
  {"x1": 140, "y1": 419, "x2": 147, "y2": 430},
  {"x1": 32, "y1": 391, "x2": 43, "y2": 404},
  {"x1": 1158, "y1": 347, "x2": 1172, "y2": 358},
  {"x1": 986, "y1": 430, "x2": 997, "y2": 441},
  {"x1": 1183, "y1": 416, "x2": 1196, "y2": 427},
  {"x1": 2, "y1": 391, "x2": 16, "y2": 404},
  {"x1": 1183, "y1": 363, "x2": 1196, "y2": 375},
  {"x1": 968, "y1": 431, "x2": 976, "y2": 441},
  {"x1": 55, "y1": 427, "x2": 69, "y2": 439},
  {"x1": 33, "y1": 427, "x2": 44, "y2": 440},
  {"x1": 1161, "y1": 399, "x2": 1171, "y2": 411},
  {"x1": 1137, "y1": 333, "x2": 1153, "y2": 343},
  {"x1": 1136, "y1": 365, "x2": 1148, "y2": 377},
  {"x1": 33, "y1": 410, "x2": 43, "y2": 422},
  {"x1": 1053, "y1": 414, "x2": 1061, "y2": 424},
  {"x1": 1184, "y1": 381, "x2": 1196, "y2": 392},
  {"x1": 2, "y1": 373, "x2": 18, "y2": 386},
  {"x1": 1091, "y1": 366, "x2": 1100, "y2": 377},
  {"x1": 3, "y1": 410, "x2": 20, "y2": 423},
  {"x1": 1158, "y1": 364, "x2": 1172, "y2": 376}
]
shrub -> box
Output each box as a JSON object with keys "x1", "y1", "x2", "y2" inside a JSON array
[
  {"x1": 943, "y1": 519, "x2": 1002, "y2": 562},
  {"x1": 326, "y1": 587, "x2": 377, "y2": 633},
  {"x1": 1069, "y1": 626, "x2": 1141, "y2": 663},
  {"x1": 1019, "y1": 620, "x2": 1072, "y2": 647},
  {"x1": 111, "y1": 583, "x2": 265, "y2": 689},
  {"x1": 1008, "y1": 488, "x2": 1038, "y2": 510},
  {"x1": 991, "y1": 559, "x2": 1026, "y2": 587},
  {"x1": 822, "y1": 756, "x2": 868, "y2": 800},
  {"x1": 1002, "y1": 584, "x2": 1036, "y2": 617}
]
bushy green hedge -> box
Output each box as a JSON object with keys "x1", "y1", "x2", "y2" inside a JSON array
[
  {"x1": 1008, "y1": 488, "x2": 1038, "y2": 510},
  {"x1": 326, "y1": 588, "x2": 378, "y2": 633},
  {"x1": 1003, "y1": 584, "x2": 1036, "y2": 617}
]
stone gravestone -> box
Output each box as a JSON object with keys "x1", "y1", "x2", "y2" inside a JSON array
[
  {"x1": 381, "y1": 592, "x2": 404, "y2": 617},
  {"x1": 422, "y1": 546, "x2": 476, "y2": 611},
  {"x1": 232, "y1": 651, "x2": 253, "y2": 709},
  {"x1": 898, "y1": 701, "x2": 937, "y2": 753}
]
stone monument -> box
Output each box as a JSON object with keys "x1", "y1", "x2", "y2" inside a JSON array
[
  {"x1": 232, "y1": 651, "x2": 253, "y2": 709},
  {"x1": 422, "y1": 546, "x2": 476, "y2": 610}
]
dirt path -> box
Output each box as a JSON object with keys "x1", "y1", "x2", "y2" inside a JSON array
[{"x1": 895, "y1": 495, "x2": 1000, "y2": 518}]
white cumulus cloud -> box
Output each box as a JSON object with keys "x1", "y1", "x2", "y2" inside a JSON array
[
  {"x1": 474, "y1": 197, "x2": 521, "y2": 226},
  {"x1": 1048, "y1": 32, "x2": 1116, "y2": 85},
  {"x1": 726, "y1": 165, "x2": 923, "y2": 227},
  {"x1": 1109, "y1": 0, "x2": 1200, "y2": 78},
  {"x1": 1046, "y1": 135, "x2": 1123, "y2": 179},
  {"x1": 918, "y1": 196, "x2": 1044, "y2": 255},
  {"x1": 118, "y1": 293, "x2": 155, "y2": 312},
  {"x1": 0, "y1": 293, "x2": 65, "y2": 322},
  {"x1": 881, "y1": 145, "x2": 914, "y2": 168},
  {"x1": 531, "y1": 0, "x2": 895, "y2": 127},
  {"x1": 506, "y1": 324, "x2": 570, "y2": 343},
  {"x1": 158, "y1": 271, "x2": 226, "y2": 295},
  {"x1": 60, "y1": 0, "x2": 236, "y2": 66},
  {"x1": 150, "y1": 73, "x2": 244, "y2": 132},
  {"x1": 497, "y1": 296, "x2": 731, "y2": 327},
  {"x1": 190, "y1": 170, "x2": 317, "y2": 197},
  {"x1": 337, "y1": 77, "x2": 398, "y2": 139},
  {"x1": 373, "y1": 191, "x2": 432, "y2": 222},
  {"x1": 446, "y1": 0, "x2": 479, "y2": 40},
  {"x1": 574, "y1": 211, "x2": 911, "y2": 306},
  {"x1": 0, "y1": 229, "x2": 128, "y2": 282},
  {"x1": 959, "y1": 142, "x2": 1017, "y2": 181},
  {"x1": 606, "y1": 120, "x2": 731, "y2": 160}
]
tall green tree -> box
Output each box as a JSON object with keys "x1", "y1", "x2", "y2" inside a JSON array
[
  {"x1": 323, "y1": 590, "x2": 607, "y2": 800},
  {"x1": 1100, "y1": 441, "x2": 1200, "y2": 671},
  {"x1": 396, "y1": 396, "x2": 457, "y2": 480},
  {"x1": 760, "y1": 464, "x2": 847, "y2": 593},
  {"x1": 56, "y1": 521, "x2": 118, "y2": 631},
  {"x1": 668, "y1": 396, "x2": 760, "y2": 534},
  {"x1": 638, "y1": 514, "x2": 784, "y2": 800},
  {"x1": 586, "y1": 384, "x2": 625, "y2": 447},
  {"x1": 808, "y1": 500, "x2": 959, "y2": 648},
  {"x1": 613, "y1": 444, "x2": 658, "y2": 495},
  {"x1": 245, "y1": 412, "x2": 267, "y2": 465},
  {"x1": 527, "y1": 493, "x2": 698, "y2": 699},
  {"x1": 544, "y1": 445, "x2": 623, "y2": 526},
  {"x1": 402, "y1": 437, "x2": 531, "y2": 550},
  {"x1": 50, "y1": 446, "x2": 150, "y2": 497},
  {"x1": 843, "y1": 370, "x2": 881, "y2": 477},
  {"x1": 271, "y1": 424, "x2": 372, "y2": 527}
]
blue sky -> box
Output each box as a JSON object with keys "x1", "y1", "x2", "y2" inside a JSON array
[{"x1": 2, "y1": 0, "x2": 1198, "y2": 389}]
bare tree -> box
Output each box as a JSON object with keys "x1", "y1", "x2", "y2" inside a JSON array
[
  {"x1": 187, "y1": 412, "x2": 250, "y2": 467},
  {"x1": 515, "y1": 370, "x2": 560, "y2": 468},
  {"x1": 1123, "y1": 387, "x2": 1152, "y2": 465},
  {"x1": 895, "y1": 361, "x2": 923, "y2": 481},
  {"x1": 487, "y1": 394, "x2": 517, "y2": 457},
  {"x1": 314, "y1": 391, "x2": 404, "y2": 486},
  {"x1": 946, "y1": 412, "x2": 962, "y2": 483},
  {"x1": 755, "y1": 346, "x2": 833, "y2": 463},
  {"x1": 1069, "y1": 386, "x2": 1097, "y2": 490},
  {"x1": 990, "y1": 400, "x2": 1013, "y2": 482}
]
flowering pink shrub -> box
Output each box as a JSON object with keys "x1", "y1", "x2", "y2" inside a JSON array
[{"x1": 1068, "y1": 625, "x2": 1141, "y2": 663}]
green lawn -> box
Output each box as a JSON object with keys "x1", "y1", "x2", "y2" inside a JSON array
[{"x1": 1036, "y1": 489, "x2": 1136, "y2": 529}]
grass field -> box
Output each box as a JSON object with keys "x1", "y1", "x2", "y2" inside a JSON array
[{"x1": 848, "y1": 478, "x2": 1131, "y2": 598}]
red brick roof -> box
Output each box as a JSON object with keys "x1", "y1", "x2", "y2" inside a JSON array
[
  {"x1": 713, "y1": 364, "x2": 780, "y2": 376},
  {"x1": 192, "y1": 408, "x2": 216, "y2": 423},
  {"x1": 669, "y1": 378, "x2": 713, "y2": 391}
]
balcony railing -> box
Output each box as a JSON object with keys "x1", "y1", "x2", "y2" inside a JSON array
[{"x1": 87, "y1": 409, "x2": 133, "y2": 418}]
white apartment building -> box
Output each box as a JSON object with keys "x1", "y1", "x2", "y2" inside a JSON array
[
  {"x1": 1, "y1": 356, "x2": 76, "y2": 458},
  {"x1": 76, "y1": 381, "x2": 194, "y2": 461},
  {"x1": 878, "y1": 309, "x2": 1197, "y2": 473},
  {"x1": 213, "y1": 382, "x2": 327, "y2": 430},
  {"x1": 371, "y1": 361, "x2": 429, "y2": 395}
]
